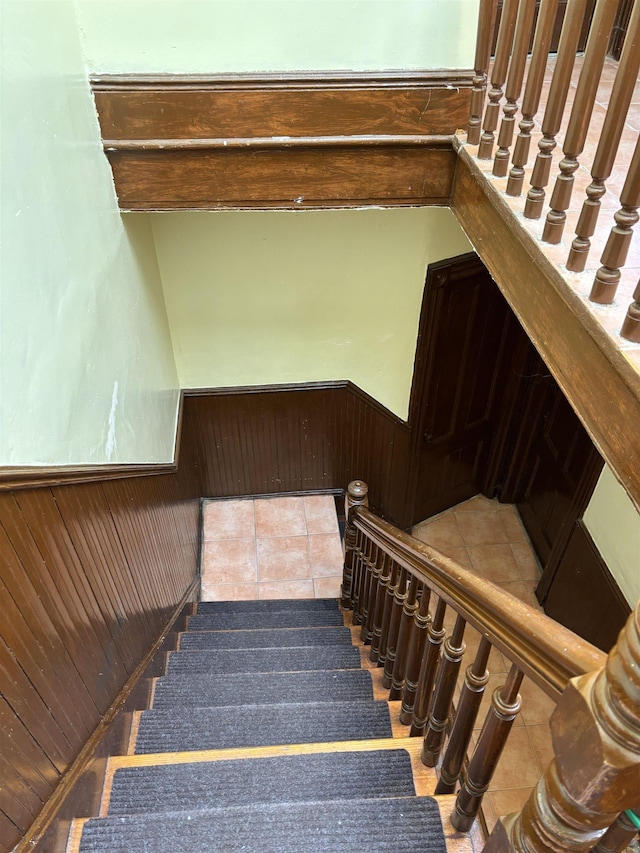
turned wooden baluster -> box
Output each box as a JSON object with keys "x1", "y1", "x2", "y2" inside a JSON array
[
  {"x1": 340, "y1": 479, "x2": 368, "y2": 610},
  {"x1": 593, "y1": 810, "x2": 640, "y2": 853},
  {"x1": 389, "y1": 574, "x2": 420, "y2": 700},
  {"x1": 422, "y1": 614, "x2": 467, "y2": 767},
  {"x1": 484, "y1": 601, "x2": 640, "y2": 852},
  {"x1": 382, "y1": 567, "x2": 409, "y2": 689},
  {"x1": 452, "y1": 664, "x2": 525, "y2": 831},
  {"x1": 525, "y1": 0, "x2": 590, "y2": 219},
  {"x1": 621, "y1": 278, "x2": 640, "y2": 342},
  {"x1": 590, "y1": 135, "x2": 640, "y2": 304},
  {"x1": 567, "y1": 1, "x2": 640, "y2": 270},
  {"x1": 435, "y1": 636, "x2": 492, "y2": 794},
  {"x1": 478, "y1": 0, "x2": 519, "y2": 160},
  {"x1": 410, "y1": 598, "x2": 448, "y2": 737},
  {"x1": 493, "y1": 0, "x2": 537, "y2": 177},
  {"x1": 356, "y1": 535, "x2": 375, "y2": 635},
  {"x1": 507, "y1": 0, "x2": 560, "y2": 196},
  {"x1": 352, "y1": 528, "x2": 369, "y2": 625},
  {"x1": 399, "y1": 587, "x2": 433, "y2": 724},
  {"x1": 468, "y1": 0, "x2": 500, "y2": 145},
  {"x1": 361, "y1": 541, "x2": 381, "y2": 644},
  {"x1": 376, "y1": 558, "x2": 400, "y2": 669},
  {"x1": 369, "y1": 552, "x2": 392, "y2": 663},
  {"x1": 543, "y1": 0, "x2": 621, "y2": 244}
]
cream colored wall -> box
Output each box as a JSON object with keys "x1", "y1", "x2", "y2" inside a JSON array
[
  {"x1": 0, "y1": 0, "x2": 179, "y2": 465},
  {"x1": 75, "y1": 0, "x2": 478, "y2": 74},
  {"x1": 152, "y1": 208, "x2": 472, "y2": 420},
  {"x1": 584, "y1": 466, "x2": 640, "y2": 606}
]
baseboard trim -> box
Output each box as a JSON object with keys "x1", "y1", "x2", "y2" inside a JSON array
[{"x1": 19, "y1": 577, "x2": 200, "y2": 853}]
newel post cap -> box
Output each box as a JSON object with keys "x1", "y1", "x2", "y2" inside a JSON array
[{"x1": 347, "y1": 480, "x2": 369, "y2": 501}]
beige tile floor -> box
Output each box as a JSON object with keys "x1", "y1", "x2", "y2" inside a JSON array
[
  {"x1": 200, "y1": 491, "x2": 555, "y2": 835},
  {"x1": 201, "y1": 494, "x2": 343, "y2": 601}
]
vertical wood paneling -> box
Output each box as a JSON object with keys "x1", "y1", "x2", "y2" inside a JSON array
[{"x1": 0, "y1": 427, "x2": 199, "y2": 852}]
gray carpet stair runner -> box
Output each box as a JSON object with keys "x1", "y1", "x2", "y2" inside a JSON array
[{"x1": 77, "y1": 597, "x2": 449, "y2": 853}]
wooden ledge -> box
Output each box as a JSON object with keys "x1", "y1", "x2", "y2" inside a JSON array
[
  {"x1": 91, "y1": 71, "x2": 472, "y2": 210},
  {"x1": 451, "y1": 146, "x2": 640, "y2": 512}
]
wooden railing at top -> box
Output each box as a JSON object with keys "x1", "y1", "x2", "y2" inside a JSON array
[
  {"x1": 468, "y1": 0, "x2": 640, "y2": 344},
  {"x1": 341, "y1": 481, "x2": 640, "y2": 852}
]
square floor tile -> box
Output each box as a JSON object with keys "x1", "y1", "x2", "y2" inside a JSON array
[
  {"x1": 258, "y1": 580, "x2": 315, "y2": 599},
  {"x1": 255, "y1": 497, "x2": 307, "y2": 538},
  {"x1": 468, "y1": 544, "x2": 521, "y2": 584},
  {"x1": 313, "y1": 576, "x2": 342, "y2": 598},
  {"x1": 485, "y1": 727, "x2": 542, "y2": 791},
  {"x1": 456, "y1": 510, "x2": 510, "y2": 547},
  {"x1": 308, "y1": 533, "x2": 343, "y2": 577},
  {"x1": 200, "y1": 581, "x2": 258, "y2": 601},
  {"x1": 201, "y1": 539, "x2": 257, "y2": 585},
  {"x1": 519, "y1": 678, "x2": 557, "y2": 727},
  {"x1": 256, "y1": 535, "x2": 311, "y2": 582},
  {"x1": 304, "y1": 495, "x2": 339, "y2": 534},
  {"x1": 412, "y1": 514, "x2": 464, "y2": 551},
  {"x1": 510, "y1": 543, "x2": 542, "y2": 581},
  {"x1": 498, "y1": 505, "x2": 530, "y2": 544},
  {"x1": 202, "y1": 499, "x2": 255, "y2": 541}
]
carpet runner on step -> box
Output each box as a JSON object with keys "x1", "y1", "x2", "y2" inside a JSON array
[{"x1": 75, "y1": 597, "x2": 449, "y2": 853}]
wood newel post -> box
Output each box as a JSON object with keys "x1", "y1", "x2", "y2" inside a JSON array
[
  {"x1": 567, "y1": 0, "x2": 640, "y2": 270},
  {"x1": 620, "y1": 279, "x2": 640, "y2": 343},
  {"x1": 389, "y1": 574, "x2": 420, "y2": 700},
  {"x1": 399, "y1": 587, "x2": 433, "y2": 724},
  {"x1": 590, "y1": 136, "x2": 640, "y2": 304},
  {"x1": 468, "y1": 0, "x2": 500, "y2": 146},
  {"x1": 452, "y1": 663, "x2": 524, "y2": 832},
  {"x1": 507, "y1": 0, "x2": 560, "y2": 196},
  {"x1": 524, "y1": 0, "x2": 589, "y2": 219},
  {"x1": 478, "y1": 0, "x2": 519, "y2": 160},
  {"x1": 341, "y1": 480, "x2": 369, "y2": 610},
  {"x1": 435, "y1": 636, "x2": 492, "y2": 794},
  {"x1": 411, "y1": 598, "x2": 448, "y2": 737},
  {"x1": 542, "y1": 0, "x2": 620, "y2": 244},
  {"x1": 484, "y1": 601, "x2": 640, "y2": 853},
  {"x1": 492, "y1": 0, "x2": 537, "y2": 177}
]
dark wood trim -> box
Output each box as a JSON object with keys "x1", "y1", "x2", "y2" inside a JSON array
[
  {"x1": 91, "y1": 71, "x2": 471, "y2": 210},
  {"x1": 452, "y1": 145, "x2": 640, "y2": 512},
  {"x1": 20, "y1": 582, "x2": 198, "y2": 853},
  {"x1": 541, "y1": 520, "x2": 631, "y2": 652}
]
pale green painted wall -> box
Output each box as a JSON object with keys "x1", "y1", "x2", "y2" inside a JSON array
[
  {"x1": 75, "y1": 0, "x2": 479, "y2": 74},
  {"x1": 0, "y1": 0, "x2": 179, "y2": 465},
  {"x1": 584, "y1": 466, "x2": 640, "y2": 606},
  {"x1": 151, "y1": 208, "x2": 472, "y2": 420}
]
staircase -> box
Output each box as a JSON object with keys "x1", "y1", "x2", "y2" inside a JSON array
[{"x1": 67, "y1": 598, "x2": 466, "y2": 853}]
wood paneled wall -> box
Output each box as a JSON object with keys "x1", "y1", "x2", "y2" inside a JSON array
[
  {"x1": 183, "y1": 383, "x2": 413, "y2": 526},
  {"x1": 91, "y1": 72, "x2": 471, "y2": 210},
  {"x1": 0, "y1": 430, "x2": 200, "y2": 852}
]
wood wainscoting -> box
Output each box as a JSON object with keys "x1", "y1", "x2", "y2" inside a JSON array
[
  {"x1": 90, "y1": 71, "x2": 472, "y2": 209},
  {"x1": 0, "y1": 426, "x2": 200, "y2": 852}
]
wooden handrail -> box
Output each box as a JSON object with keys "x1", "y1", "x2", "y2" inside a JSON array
[{"x1": 352, "y1": 505, "x2": 605, "y2": 700}]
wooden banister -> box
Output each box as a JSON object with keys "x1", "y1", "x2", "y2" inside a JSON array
[
  {"x1": 468, "y1": 0, "x2": 500, "y2": 145},
  {"x1": 478, "y1": 0, "x2": 519, "y2": 160},
  {"x1": 351, "y1": 504, "x2": 605, "y2": 699},
  {"x1": 484, "y1": 602, "x2": 640, "y2": 852}
]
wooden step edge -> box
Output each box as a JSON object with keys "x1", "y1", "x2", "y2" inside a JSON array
[
  {"x1": 100, "y1": 737, "x2": 436, "y2": 817},
  {"x1": 66, "y1": 818, "x2": 88, "y2": 853}
]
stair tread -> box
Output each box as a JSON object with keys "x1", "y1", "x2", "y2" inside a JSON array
[
  {"x1": 196, "y1": 598, "x2": 340, "y2": 614},
  {"x1": 179, "y1": 626, "x2": 353, "y2": 650},
  {"x1": 107, "y1": 749, "x2": 416, "y2": 815},
  {"x1": 188, "y1": 609, "x2": 345, "y2": 630},
  {"x1": 166, "y1": 645, "x2": 361, "y2": 675},
  {"x1": 79, "y1": 796, "x2": 448, "y2": 853},
  {"x1": 135, "y1": 699, "x2": 392, "y2": 754},
  {"x1": 152, "y1": 669, "x2": 373, "y2": 708}
]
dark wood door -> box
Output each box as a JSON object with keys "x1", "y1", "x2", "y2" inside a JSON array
[{"x1": 409, "y1": 254, "x2": 513, "y2": 523}]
